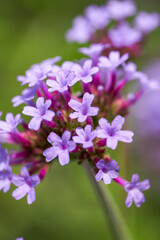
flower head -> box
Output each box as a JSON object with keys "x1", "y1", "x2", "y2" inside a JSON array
[
  {"x1": 43, "y1": 130, "x2": 76, "y2": 166},
  {"x1": 68, "y1": 92, "x2": 99, "y2": 122},
  {"x1": 95, "y1": 159, "x2": 119, "y2": 184},
  {"x1": 12, "y1": 166, "x2": 40, "y2": 204},
  {"x1": 22, "y1": 97, "x2": 55, "y2": 131},
  {"x1": 124, "y1": 174, "x2": 150, "y2": 207},
  {"x1": 97, "y1": 115, "x2": 134, "y2": 150}
]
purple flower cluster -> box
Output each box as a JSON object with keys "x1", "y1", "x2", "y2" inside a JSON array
[
  {"x1": 66, "y1": 0, "x2": 160, "y2": 57},
  {"x1": 0, "y1": 1, "x2": 154, "y2": 210}
]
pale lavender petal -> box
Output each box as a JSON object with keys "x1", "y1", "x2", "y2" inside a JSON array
[
  {"x1": 137, "y1": 179, "x2": 150, "y2": 191},
  {"x1": 21, "y1": 167, "x2": 30, "y2": 178},
  {"x1": 47, "y1": 132, "x2": 61, "y2": 144},
  {"x1": 111, "y1": 115, "x2": 125, "y2": 130},
  {"x1": 28, "y1": 117, "x2": 42, "y2": 131},
  {"x1": 125, "y1": 192, "x2": 133, "y2": 208},
  {"x1": 22, "y1": 106, "x2": 39, "y2": 117},
  {"x1": 95, "y1": 170, "x2": 103, "y2": 182},
  {"x1": 12, "y1": 185, "x2": 29, "y2": 200},
  {"x1": 117, "y1": 130, "x2": 134, "y2": 143},
  {"x1": 62, "y1": 130, "x2": 71, "y2": 141},
  {"x1": 106, "y1": 137, "x2": 118, "y2": 150},
  {"x1": 58, "y1": 150, "x2": 70, "y2": 166},
  {"x1": 27, "y1": 187, "x2": 36, "y2": 205},
  {"x1": 43, "y1": 146, "x2": 58, "y2": 162},
  {"x1": 68, "y1": 99, "x2": 81, "y2": 111},
  {"x1": 103, "y1": 173, "x2": 112, "y2": 184}
]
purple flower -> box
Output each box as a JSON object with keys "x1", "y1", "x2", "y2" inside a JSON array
[
  {"x1": 16, "y1": 238, "x2": 23, "y2": 240},
  {"x1": 12, "y1": 87, "x2": 37, "y2": 107},
  {"x1": 22, "y1": 97, "x2": 55, "y2": 131},
  {"x1": 73, "y1": 125, "x2": 97, "y2": 149},
  {"x1": 72, "y1": 60, "x2": 99, "y2": 83},
  {"x1": 85, "y1": 4, "x2": 110, "y2": 30},
  {"x1": 134, "y1": 11, "x2": 160, "y2": 33},
  {"x1": 97, "y1": 115, "x2": 134, "y2": 150},
  {"x1": 123, "y1": 61, "x2": 137, "y2": 80},
  {"x1": 18, "y1": 57, "x2": 60, "y2": 87},
  {"x1": 0, "y1": 166, "x2": 12, "y2": 193},
  {"x1": 99, "y1": 51, "x2": 129, "y2": 70},
  {"x1": 68, "y1": 92, "x2": 99, "y2": 122},
  {"x1": 0, "y1": 144, "x2": 9, "y2": 171},
  {"x1": 79, "y1": 44, "x2": 110, "y2": 65},
  {"x1": 124, "y1": 174, "x2": 150, "y2": 207},
  {"x1": 66, "y1": 16, "x2": 93, "y2": 43},
  {"x1": 108, "y1": 22, "x2": 142, "y2": 48},
  {"x1": 12, "y1": 167, "x2": 40, "y2": 205},
  {"x1": 43, "y1": 130, "x2": 76, "y2": 165},
  {"x1": 46, "y1": 70, "x2": 77, "y2": 92},
  {"x1": 107, "y1": 0, "x2": 136, "y2": 21},
  {"x1": 95, "y1": 159, "x2": 119, "y2": 184},
  {"x1": 0, "y1": 113, "x2": 21, "y2": 133}
]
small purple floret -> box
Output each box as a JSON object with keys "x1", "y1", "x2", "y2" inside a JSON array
[
  {"x1": 99, "y1": 51, "x2": 129, "y2": 70},
  {"x1": 0, "y1": 144, "x2": 9, "y2": 171},
  {"x1": 47, "y1": 70, "x2": 76, "y2": 92},
  {"x1": 97, "y1": 115, "x2": 134, "y2": 150},
  {"x1": 124, "y1": 174, "x2": 150, "y2": 207},
  {"x1": 95, "y1": 159, "x2": 119, "y2": 184},
  {"x1": 22, "y1": 97, "x2": 55, "y2": 131},
  {"x1": 43, "y1": 130, "x2": 76, "y2": 166},
  {"x1": 12, "y1": 166, "x2": 40, "y2": 205},
  {"x1": 68, "y1": 92, "x2": 99, "y2": 122},
  {"x1": 73, "y1": 125, "x2": 97, "y2": 149},
  {"x1": 0, "y1": 113, "x2": 21, "y2": 134},
  {"x1": 0, "y1": 166, "x2": 12, "y2": 193}
]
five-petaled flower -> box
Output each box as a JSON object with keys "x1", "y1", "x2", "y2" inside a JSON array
[
  {"x1": 124, "y1": 174, "x2": 150, "y2": 208},
  {"x1": 43, "y1": 130, "x2": 76, "y2": 166},
  {"x1": 22, "y1": 97, "x2": 55, "y2": 131},
  {"x1": 68, "y1": 92, "x2": 99, "y2": 122},
  {"x1": 12, "y1": 167, "x2": 40, "y2": 205},
  {"x1": 73, "y1": 124, "x2": 97, "y2": 149},
  {"x1": 95, "y1": 159, "x2": 119, "y2": 184},
  {"x1": 97, "y1": 115, "x2": 134, "y2": 150}
]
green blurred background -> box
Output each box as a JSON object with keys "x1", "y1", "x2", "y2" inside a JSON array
[{"x1": 0, "y1": 0, "x2": 160, "y2": 239}]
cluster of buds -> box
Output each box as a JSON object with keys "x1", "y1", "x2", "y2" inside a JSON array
[
  {"x1": 0, "y1": 45, "x2": 154, "y2": 207},
  {"x1": 66, "y1": 0, "x2": 160, "y2": 57}
]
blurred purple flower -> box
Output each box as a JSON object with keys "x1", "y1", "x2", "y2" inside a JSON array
[
  {"x1": 72, "y1": 60, "x2": 98, "y2": 83},
  {"x1": 0, "y1": 144, "x2": 9, "y2": 171},
  {"x1": 108, "y1": 22, "x2": 142, "y2": 48},
  {"x1": 73, "y1": 125, "x2": 97, "y2": 149},
  {"x1": 22, "y1": 97, "x2": 55, "y2": 131},
  {"x1": 0, "y1": 113, "x2": 21, "y2": 133},
  {"x1": 47, "y1": 70, "x2": 77, "y2": 92},
  {"x1": 12, "y1": 166, "x2": 40, "y2": 204},
  {"x1": 134, "y1": 11, "x2": 160, "y2": 33},
  {"x1": 99, "y1": 51, "x2": 129, "y2": 70},
  {"x1": 125, "y1": 174, "x2": 150, "y2": 207},
  {"x1": 95, "y1": 159, "x2": 119, "y2": 184},
  {"x1": 97, "y1": 115, "x2": 134, "y2": 150},
  {"x1": 43, "y1": 130, "x2": 76, "y2": 165},
  {"x1": 0, "y1": 166, "x2": 12, "y2": 193},
  {"x1": 68, "y1": 92, "x2": 99, "y2": 122},
  {"x1": 107, "y1": 0, "x2": 136, "y2": 21}
]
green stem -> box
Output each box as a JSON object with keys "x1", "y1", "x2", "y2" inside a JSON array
[{"x1": 83, "y1": 161, "x2": 134, "y2": 240}]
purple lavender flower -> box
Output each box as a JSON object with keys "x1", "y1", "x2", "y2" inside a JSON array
[
  {"x1": 66, "y1": 16, "x2": 93, "y2": 43},
  {"x1": 134, "y1": 11, "x2": 160, "y2": 33},
  {"x1": 99, "y1": 51, "x2": 129, "y2": 70},
  {"x1": 68, "y1": 92, "x2": 99, "y2": 122},
  {"x1": 43, "y1": 130, "x2": 76, "y2": 165},
  {"x1": 0, "y1": 144, "x2": 9, "y2": 171},
  {"x1": 16, "y1": 238, "x2": 23, "y2": 240},
  {"x1": 79, "y1": 44, "x2": 110, "y2": 65},
  {"x1": 22, "y1": 97, "x2": 55, "y2": 131},
  {"x1": 85, "y1": 5, "x2": 110, "y2": 30},
  {"x1": 0, "y1": 166, "x2": 12, "y2": 193},
  {"x1": 46, "y1": 70, "x2": 77, "y2": 92},
  {"x1": 72, "y1": 60, "x2": 99, "y2": 83},
  {"x1": 108, "y1": 22, "x2": 142, "y2": 48},
  {"x1": 124, "y1": 174, "x2": 150, "y2": 207},
  {"x1": 18, "y1": 57, "x2": 60, "y2": 87},
  {"x1": 95, "y1": 159, "x2": 119, "y2": 184},
  {"x1": 12, "y1": 166, "x2": 40, "y2": 204},
  {"x1": 73, "y1": 125, "x2": 97, "y2": 149},
  {"x1": 107, "y1": 0, "x2": 136, "y2": 21},
  {"x1": 97, "y1": 115, "x2": 134, "y2": 150},
  {"x1": 12, "y1": 87, "x2": 37, "y2": 107},
  {"x1": 0, "y1": 113, "x2": 21, "y2": 133}
]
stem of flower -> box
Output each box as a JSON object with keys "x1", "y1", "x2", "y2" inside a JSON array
[{"x1": 83, "y1": 160, "x2": 134, "y2": 240}]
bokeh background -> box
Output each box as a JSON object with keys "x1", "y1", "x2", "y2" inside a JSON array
[{"x1": 0, "y1": 0, "x2": 160, "y2": 239}]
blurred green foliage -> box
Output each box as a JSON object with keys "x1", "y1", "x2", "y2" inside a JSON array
[{"x1": 0, "y1": 0, "x2": 160, "y2": 239}]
